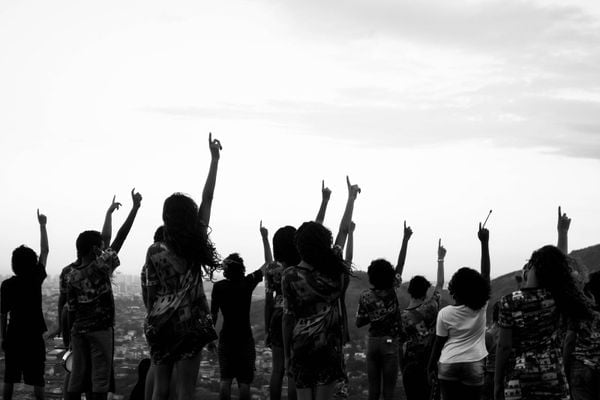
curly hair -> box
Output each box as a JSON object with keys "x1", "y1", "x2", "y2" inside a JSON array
[
  {"x1": 408, "y1": 275, "x2": 431, "y2": 299},
  {"x1": 273, "y1": 226, "x2": 300, "y2": 267},
  {"x1": 11, "y1": 245, "x2": 38, "y2": 277},
  {"x1": 223, "y1": 253, "x2": 245, "y2": 281},
  {"x1": 367, "y1": 259, "x2": 395, "y2": 290},
  {"x1": 448, "y1": 267, "x2": 490, "y2": 311},
  {"x1": 530, "y1": 245, "x2": 593, "y2": 321},
  {"x1": 162, "y1": 193, "x2": 221, "y2": 279},
  {"x1": 295, "y1": 221, "x2": 349, "y2": 279}
]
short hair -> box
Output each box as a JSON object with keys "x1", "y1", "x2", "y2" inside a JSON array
[
  {"x1": 223, "y1": 253, "x2": 245, "y2": 281},
  {"x1": 273, "y1": 226, "x2": 300, "y2": 266},
  {"x1": 408, "y1": 275, "x2": 431, "y2": 299},
  {"x1": 76, "y1": 230, "x2": 103, "y2": 258},
  {"x1": 11, "y1": 245, "x2": 38, "y2": 276},
  {"x1": 367, "y1": 259, "x2": 395, "y2": 290},
  {"x1": 448, "y1": 267, "x2": 490, "y2": 311}
]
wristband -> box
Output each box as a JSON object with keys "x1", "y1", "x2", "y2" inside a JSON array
[{"x1": 437, "y1": 259, "x2": 444, "y2": 262}]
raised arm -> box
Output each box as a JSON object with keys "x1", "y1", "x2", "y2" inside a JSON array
[
  {"x1": 437, "y1": 239, "x2": 446, "y2": 290},
  {"x1": 260, "y1": 221, "x2": 273, "y2": 264},
  {"x1": 557, "y1": 206, "x2": 571, "y2": 254},
  {"x1": 198, "y1": 133, "x2": 222, "y2": 228},
  {"x1": 396, "y1": 221, "x2": 413, "y2": 277},
  {"x1": 334, "y1": 176, "x2": 361, "y2": 249},
  {"x1": 110, "y1": 189, "x2": 142, "y2": 254},
  {"x1": 315, "y1": 180, "x2": 332, "y2": 225},
  {"x1": 345, "y1": 222, "x2": 356, "y2": 263},
  {"x1": 101, "y1": 196, "x2": 121, "y2": 248},
  {"x1": 478, "y1": 223, "x2": 490, "y2": 283},
  {"x1": 37, "y1": 209, "x2": 49, "y2": 267}
]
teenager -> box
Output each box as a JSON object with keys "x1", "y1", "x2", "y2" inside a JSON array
[
  {"x1": 1, "y1": 210, "x2": 49, "y2": 400},
  {"x1": 144, "y1": 134, "x2": 222, "y2": 400},
  {"x1": 211, "y1": 253, "x2": 265, "y2": 400},
  {"x1": 67, "y1": 190, "x2": 142, "y2": 400},
  {"x1": 428, "y1": 224, "x2": 491, "y2": 400}
]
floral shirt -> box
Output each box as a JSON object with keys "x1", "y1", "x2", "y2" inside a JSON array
[
  {"x1": 356, "y1": 276, "x2": 403, "y2": 338},
  {"x1": 571, "y1": 311, "x2": 600, "y2": 371},
  {"x1": 66, "y1": 249, "x2": 120, "y2": 334},
  {"x1": 400, "y1": 288, "x2": 441, "y2": 360}
]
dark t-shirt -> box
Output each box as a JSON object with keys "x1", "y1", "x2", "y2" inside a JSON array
[
  {"x1": 211, "y1": 270, "x2": 263, "y2": 341},
  {"x1": 0, "y1": 262, "x2": 48, "y2": 336}
]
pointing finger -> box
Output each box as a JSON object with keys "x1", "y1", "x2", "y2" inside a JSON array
[{"x1": 558, "y1": 206, "x2": 562, "y2": 219}]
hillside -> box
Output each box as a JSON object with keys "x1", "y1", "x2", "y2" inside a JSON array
[{"x1": 250, "y1": 244, "x2": 600, "y2": 337}]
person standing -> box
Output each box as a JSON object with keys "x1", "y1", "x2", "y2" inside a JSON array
[{"x1": 1, "y1": 210, "x2": 49, "y2": 400}]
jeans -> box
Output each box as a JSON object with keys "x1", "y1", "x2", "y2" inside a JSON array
[
  {"x1": 69, "y1": 328, "x2": 113, "y2": 393},
  {"x1": 366, "y1": 336, "x2": 399, "y2": 400},
  {"x1": 570, "y1": 360, "x2": 600, "y2": 400},
  {"x1": 438, "y1": 360, "x2": 484, "y2": 400},
  {"x1": 402, "y1": 359, "x2": 430, "y2": 400}
]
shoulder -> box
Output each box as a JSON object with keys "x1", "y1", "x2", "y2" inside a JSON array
[{"x1": 1, "y1": 277, "x2": 14, "y2": 290}]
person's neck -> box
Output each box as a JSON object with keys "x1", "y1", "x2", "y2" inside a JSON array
[{"x1": 408, "y1": 297, "x2": 426, "y2": 308}]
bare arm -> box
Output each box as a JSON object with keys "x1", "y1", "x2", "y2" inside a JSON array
[
  {"x1": 557, "y1": 206, "x2": 571, "y2": 254},
  {"x1": 282, "y1": 313, "x2": 294, "y2": 368},
  {"x1": 478, "y1": 223, "x2": 490, "y2": 283},
  {"x1": 563, "y1": 329, "x2": 576, "y2": 381},
  {"x1": 211, "y1": 288, "x2": 219, "y2": 327},
  {"x1": 345, "y1": 222, "x2": 355, "y2": 264},
  {"x1": 396, "y1": 221, "x2": 413, "y2": 277},
  {"x1": 37, "y1": 209, "x2": 49, "y2": 267},
  {"x1": 198, "y1": 133, "x2": 222, "y2": 228},
  {"x1": 110, "y1": 189, "x2": 142, "y2": 254},
  {"x1": 426, "y1": 335, "x2": 448, "y2": 381},
  {"x1": 101, "y1": 196, "x2": 121, "y2": 248},
  {"x1": 260, "y1": 221, "x2": 273, "y2": 264},
  {"x1": 437, "y1": 239, "x2": 446, "y2": 290},
  {"x1": 494, "y1": 327, "x2": 513, "y2": 400},
  {"x1": 334, "y1": 176, "x2": 361, "y2": 249},
  {"x1": 315, "y1": 180, "x2": 331, "y2": 225}
]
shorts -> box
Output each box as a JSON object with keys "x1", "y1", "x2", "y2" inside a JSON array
[
  {"x1": 69, "y1": 328, "x2": 113, "y2": 393},
  {"x1": 3, "y1": 334, "x2": 46, "y2": 386},
  {"x1": 218, "y1": 335, "x2": 256, "y2": 384},
  {"x1": 437, "y1": 359, "x2": 485, "y2": 386}
]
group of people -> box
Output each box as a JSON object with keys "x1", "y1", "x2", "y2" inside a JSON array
[{"x1": 1, "y1": 133, "x2": 600, "y2": 400}]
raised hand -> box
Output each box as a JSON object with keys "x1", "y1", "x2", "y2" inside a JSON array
[
  {"x1": 37, "y1": 209, "x2": 47, "y2": 226},
  {"x1": 346, "y1": 175, "x2": 361, "y2": 199},
  {"x1": 131, "y1": 188, "x2": 143, "y2": 209},
  {"x1": 557, "y1": 206, "x2": 571, "y2": 232},
  {"x1": 322, "y1": 180, "x2": 332, "y2": 201},
  {"x1": 260, "y1": 220, "x2": 268, "y2": 238},
  {"x1": 403, "y1": 220, "x2": 413, "y2": 241},
  {"x1": 208, "y1": 132, "x2": 222, "y2": 160},
  {"x1": 478, "y1": 222, "x2": 489, "y2": 243},
  {"x1": 438, "y1": 239, "x2": 447, "y2": 260},
  {"x1": 107, "y1": 195, "x2": 122, "y2": 214}
]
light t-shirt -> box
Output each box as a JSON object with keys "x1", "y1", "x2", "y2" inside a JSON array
[{"x1": 436, "y1": 303, "x2": 487, "y2": 363}]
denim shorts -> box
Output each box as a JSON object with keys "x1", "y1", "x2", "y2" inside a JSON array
[{"x1": 438, "y1": 359, "x2": 485, "y2": 386}]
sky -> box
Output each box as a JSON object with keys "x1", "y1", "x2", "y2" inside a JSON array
[{"x1": 1, "y1": 0, "x2": 599, "y2": 282}]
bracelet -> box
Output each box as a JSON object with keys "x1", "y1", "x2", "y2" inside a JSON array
[{"x1": 437, "y1": 259, "x2": 444, "y2": 262}]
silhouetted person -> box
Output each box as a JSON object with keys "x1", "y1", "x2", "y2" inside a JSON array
[
  {"x1": 1, "y1": 210, "x2": 49, "y2": 400},
  {"x1": 129, "y1": 359, "x2": 152, "y2": 400},
  {"x1": 211, "y1": 253, "x2": 264, "y2": 400}
]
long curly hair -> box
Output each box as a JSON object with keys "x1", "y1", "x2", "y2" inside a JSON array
[
  {"x1": 367, "y1": 259, "x2": 395, "y2": 290},
  {"x1": 530, "y1": 245, "x2": 593, "y2": 321},
  {"x1": 448, "y1": 267, "x2": 490, "y2": 311},
  {"x1": 295, "y1": 221, "x2": 350, "y2": 279},
  {"x1": 162, "y1": 193, "x2": 221, "y2": 279}
]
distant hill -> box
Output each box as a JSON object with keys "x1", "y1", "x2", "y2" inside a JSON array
[{"x1": 250, "y1": 244, "x2": 600, "y2": 338}]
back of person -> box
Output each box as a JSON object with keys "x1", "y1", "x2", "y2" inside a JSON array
[
  {"x1": 212, "y1": 270, "x2": 263, "y2": 339},
  {"x1": 2, "y1": 272, "x2": 47, "y2": 337},
  {"x1": 401, "y1": 291, "x2": 440, "y2": 362},
  {"x1": 357, "y1": 288, "x2": 401, "y2": 338},
  {"x1": 438, "y1": 304, "x2": 487, "y2": 364}
]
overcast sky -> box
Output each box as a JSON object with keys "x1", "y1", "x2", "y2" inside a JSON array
[{"x1": 1, "y1": 0, "x2": 599, "y2": 282}]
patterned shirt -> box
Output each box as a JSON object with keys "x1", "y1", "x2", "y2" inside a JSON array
[
  {"x1": 356, "y1": 288, "x2": 402, "y2": 338},
  {"x1": 265, "y1": 261, "x2": 285, "y2": 309},
  {"x1": 66, "y1": 249, "x2": 120, "y2": 334},
  {"x1": 400, "y1": 288, "x2": 441, "y2": 359},
  {"x1": 571, "y1": 311, "x2": 600, "y2": 371}
]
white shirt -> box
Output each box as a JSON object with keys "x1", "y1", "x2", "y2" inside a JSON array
[{"x1": 436, "y1": 303, "x2": 488, "y2": 363}]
